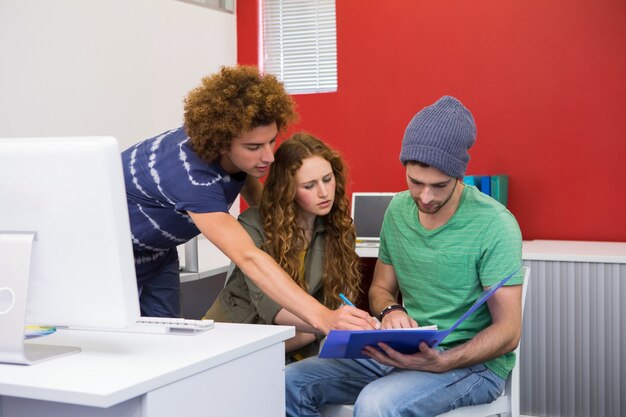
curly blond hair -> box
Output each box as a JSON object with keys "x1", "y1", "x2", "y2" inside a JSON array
[
  {"x1": 184, "y1": 66, "x2": 298, "y2": 162},
  {"x1": 260, "y1": 133, "x2": 362, "y2": 308}
]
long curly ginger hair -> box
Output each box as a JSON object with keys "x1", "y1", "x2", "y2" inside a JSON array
[{"x1": 260, "y1": 133, "x2": 362, "y2": 308}]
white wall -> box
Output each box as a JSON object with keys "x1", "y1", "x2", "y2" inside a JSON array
[{"x1": 0, "y1": 0, "x2": 236, "y2": 151}]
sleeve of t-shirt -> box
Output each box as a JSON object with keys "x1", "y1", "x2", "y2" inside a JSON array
[
  {"x1": 175, "y1": 182, "x2": 230, "y2": 214},
  {"x1": 170, "y1": 160, "x2": 245, "y2": 214},
  {"x1": 151, "y1": 140, "x2": 235, "y2": 214},
  {"x1": 478, "y1": 209, "x2": 524, "y2": 287},
  {"x1": 378, "y1": 196, "x2": 398, "y2": 266}
]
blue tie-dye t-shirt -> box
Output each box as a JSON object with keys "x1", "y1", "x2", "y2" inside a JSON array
[{"x1": 122, "y1": 126, "x2": 245, "y2": 270}]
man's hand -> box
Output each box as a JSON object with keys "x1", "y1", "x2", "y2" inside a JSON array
[
  {"x1": 362, "y1": 341, "x2": 450, "y2": 373},
  {"x1": 319, "y1": 305, "x2": 380, "y2": 334},
  {"x1": 380, "y1": 310, "x2": 417, "y2": 329}
]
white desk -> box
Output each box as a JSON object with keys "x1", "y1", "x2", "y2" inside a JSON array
[
  {"x1": 521, "y1": 239, "x2": 626, "y2": 263},
  {"x1": 355, "y1": 243, "x2": 379, "y2": 259},
  {"x1": 0, "y1": 323, "x2": 294, "y2": 417}
]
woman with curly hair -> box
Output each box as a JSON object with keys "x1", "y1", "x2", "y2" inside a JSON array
[
  {"x1": 122, "y1": 66, "x2": 376, "y2": 335},
  {"x1": 204, "y1": 132, "x2": 363, "y2": 357}
]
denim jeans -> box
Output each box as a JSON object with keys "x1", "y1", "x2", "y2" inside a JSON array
[
  {"x1": 136, "y1": 249, "x2": 181, "y2": 317},
  {"x1": 285, "y1": 356, "x2": 505, "y2": 417}
]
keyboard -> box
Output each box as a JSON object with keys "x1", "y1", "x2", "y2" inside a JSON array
[
  {"x1": 130, "y1": 317, "x2": 215, "y2": 335},
  {"x1": 65, "y1": 317, "x2": 215, "y2": 335}
]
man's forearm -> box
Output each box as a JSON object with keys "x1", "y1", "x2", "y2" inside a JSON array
[
  {"x1": 240, "y1": 250, "x2": 331, "y2": 332},
  {"x1": 369, "y1": 283, "x2": 400, "y2": 317},
  {"x1": 437, "y1": 321, "x2": 521, "y2": 372}
]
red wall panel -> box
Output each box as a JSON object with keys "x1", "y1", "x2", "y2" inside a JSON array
[{"x1": 238, "y1": 0, "x2": 626, "y2": 242}]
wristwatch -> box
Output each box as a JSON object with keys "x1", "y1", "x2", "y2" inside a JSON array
[{"x1": 378, "y1": 304, "x2": 407, "y2": 321}]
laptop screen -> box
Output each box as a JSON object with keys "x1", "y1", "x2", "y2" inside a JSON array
[{"x1": 351, "y1": 192, "x2": 396, "y2": 242}]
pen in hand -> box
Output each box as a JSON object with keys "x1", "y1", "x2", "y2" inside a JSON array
[
  {"x1": 339, "y1": 293, "x2": 381, "y2": 326},
  {"x1": 339, "y1": 292, "x2": 355, "y2": 307}
]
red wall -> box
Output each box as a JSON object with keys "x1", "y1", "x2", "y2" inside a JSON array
[{"x1": 238, "y1": 0, "x2": 626, "y2": 242}]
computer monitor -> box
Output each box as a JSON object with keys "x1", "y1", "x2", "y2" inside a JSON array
[
  {"x1": 351, "y1": 192, "x2": 396, "y2": 243},
  {"x1": 0, "y1": 136, "x2": 140, "y2": 365}
]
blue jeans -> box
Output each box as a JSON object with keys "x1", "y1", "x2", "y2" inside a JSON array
[
  {"x1": 136, "y1": 249, "x2": 181, "y2": 317},
  {"x1": 285, "y1": 357, "x2": 505, "y2": 417}
]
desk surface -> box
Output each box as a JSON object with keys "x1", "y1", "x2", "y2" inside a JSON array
[
  {"x1": 0, "y1": 323, "x2": 294, "y2": 408},
  {"x1": 521, "y1": 239, "x2": 626, "y2": 263}
]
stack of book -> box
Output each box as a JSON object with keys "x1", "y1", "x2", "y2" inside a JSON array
[{"x1": 463, "y1": 175, "x2": 509, "y2": 207}]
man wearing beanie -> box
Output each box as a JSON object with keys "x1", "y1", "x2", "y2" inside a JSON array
[{"x1": 285, "y1": 96, "x2": 524, "y2": 417}]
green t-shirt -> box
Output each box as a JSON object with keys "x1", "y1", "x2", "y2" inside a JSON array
[{"x1": 378, "y1": 186, "x2": 523, "y2": 379}]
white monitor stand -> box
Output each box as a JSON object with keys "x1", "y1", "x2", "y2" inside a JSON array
[{"x1": 0, "y1": 233, "x2": 79, "y2": 365}]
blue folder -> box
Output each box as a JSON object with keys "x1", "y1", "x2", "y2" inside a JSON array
[{"x1": 319, "y1": 268, "x2": 520, "y2": 359}]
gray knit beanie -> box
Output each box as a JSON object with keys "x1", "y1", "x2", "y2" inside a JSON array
[{"x1": 399, "y1": 96, "x2": 476, "y2": 178}]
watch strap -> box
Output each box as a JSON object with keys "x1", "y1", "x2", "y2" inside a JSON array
[{"x1": 378, "y1": 304, "x2": 407, "y2": 321}]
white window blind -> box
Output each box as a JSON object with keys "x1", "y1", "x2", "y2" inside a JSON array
[{"x1": 261, "y1": 0, "x2": 337, "y2": 94}]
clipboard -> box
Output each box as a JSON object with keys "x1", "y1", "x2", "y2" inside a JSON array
[{"x1": 319, "y1": 268, "x2": 520, "y2": 359}]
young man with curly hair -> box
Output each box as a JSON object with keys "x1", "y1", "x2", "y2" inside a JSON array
[
  {"x1": 204, "y1": 133, "x2": 363, "y2": 359},
  {"x1": 122, "y1": 66, "x2": 377, "y2": 335}
]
